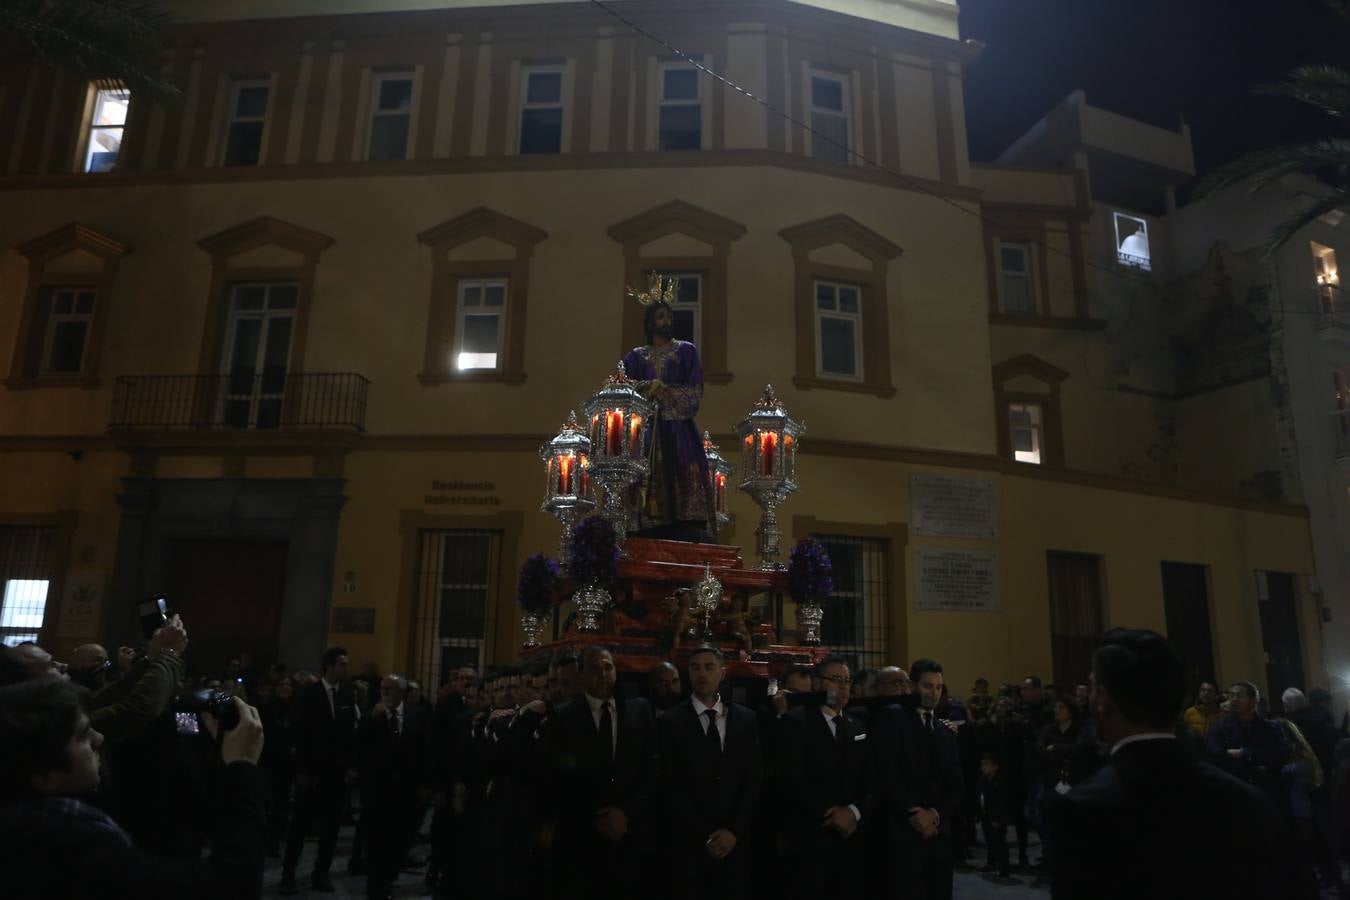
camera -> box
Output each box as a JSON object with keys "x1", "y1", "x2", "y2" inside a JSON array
[
  {"x1": 137, "y1": 595, "x2": 170, "y2": 639},
  {"x1": 172, "y1": 689, "x2": 240, "y2": 731}
]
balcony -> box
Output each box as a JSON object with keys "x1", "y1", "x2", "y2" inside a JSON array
[
  {"x1": 110, "y1": 372, "x2": 369, "y2": 433},
  {"x1": 1333, "y1": 411, "x2": 1350, "y2": 468}
]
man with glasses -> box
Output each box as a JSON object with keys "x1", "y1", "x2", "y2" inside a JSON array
[{"x1": 776, "y1": 657, "x2": 870, "y2": 895}]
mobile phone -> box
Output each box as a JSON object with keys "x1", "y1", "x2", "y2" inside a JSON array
[
  {"x1": 137, "y1": 596, "x2": 170, "y2": 639},
  {"x1": 174, "y1": 711, "x2": 200, "y2": 736}
]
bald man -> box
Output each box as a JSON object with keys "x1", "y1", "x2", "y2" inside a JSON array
[
  {"x1": 649, "y1": 661, "x2": 683, "y2": 713},
  {"x1": 70, "y1": 644, "x2": 112, "y2": 692},
  {"x1": 84, "y1": 617, "x2": 190, "y2": 745}
]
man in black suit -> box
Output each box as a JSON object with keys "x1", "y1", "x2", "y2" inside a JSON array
[
  {"x1": 657, "y1": 645, "x2": 762, "y2": 900},
  {"x1": 1206, "y1": 680, "x2": 1292, "y2": 806},
  {"x1": 359, "y1": 674, "x2": 431, "y2": 900},
  {"x1": 1052, "y1": 628, "x2": 1317, "y2": 900},
  {"x1": 543, "y1": 645, "x2": 656, "y2": 900},
  {"x1": 872, "y1": 657, "x2": 963, "y2": 900},
  {"x1": 281, "y1": 646, "x2": 360, "y2": 895},
  {"x1": 777, "y1": 657, "x2": 871, "y2": 896}
]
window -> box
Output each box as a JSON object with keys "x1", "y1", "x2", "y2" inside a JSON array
[
  {"x1": 221, "y1": 283, "x2": 297, "y2": 428},
  {"x1": 1113, "y1": 212, "x2": 1151, "y2": 271},
  {"x1": 999, "y1": 242, "x2": 1036, "y2": 315},
  {"x1": 650, "y1": 271, "x2": 701, "y2": 345},
  {"x1": 0, "y1": 526, "x2": 57, "y2": 646},
  {"x1": 659, "y1": 64, "x2": 702, "y2": 150},
  {"x1": 814, "y1": 535, "x2": 889, "y2": 669},
  {"x1": 519, "y1": 67, "x2": 564, "y2": 154},
  {"x1": 809, "y1": 71, "x2": 850, "y2": 164},
  {"x1": 1313, "y1": 242, "x2": 1340, "y2": 315},
  {"x1": 222, "y1": 79, "x2": 270, "y2": 166},
  {"x1": 39, "y1": 288, "x2": 96, "y2": 375},
  {"x1": 455, "y1": 279, "x2": 508, "y2": 372},
  {"x1": 367, "y1": 72, "x2": 414, "y2": 161},
  {"x1": 814, "y1": 280, "x2": 863, "y2": 380},
  {"x1": 1008, "y1": 402, "x2": 1043, "y2": 465},
  {"x1": 83, "y1": 87, "x2": 129, "y2": 173},
  {"x1": 411, "y1": 529, "x2": 500, "y2": 692}
]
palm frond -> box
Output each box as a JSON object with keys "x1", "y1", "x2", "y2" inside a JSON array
[
  {"x1": 1264, "y1": 187, "x2": 1350, "y2": 254},
  {"x1": 1257, "y1": 64, "x2": 1350, "y2": 118},
  {"x1": 0, "y1": 1, "x2": 179, "y2": 103},
  {"x1": 1194, "y1": 139, "x2": 1350, "y2": 198}
]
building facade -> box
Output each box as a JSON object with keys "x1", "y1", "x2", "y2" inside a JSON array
[{"x1": 0, "y1": 0, "x2": 1324, "y2": 700}]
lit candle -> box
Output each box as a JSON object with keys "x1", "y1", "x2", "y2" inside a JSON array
[
  {"x1": 606, "y1": 410, "x2": 623, "y2": 457},
  {"x1": 715, "y1": 472, "x2": 726, "y2": 511},
  {"x1": 629, "y1": 415, "x2": 643, "y2": 455},
  {"x1": 558, "y1": 454, "x2": 573, "y2": 495},
  {"x1": 761, "y1": 431, "x2": 777, "y2": 476},
  {"x1": 579, "y1": 456, "x2": 591, "y2": 496}
]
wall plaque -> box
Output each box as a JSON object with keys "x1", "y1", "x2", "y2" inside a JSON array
[
  {"x1": 914, "y1": 547, "x2": 999, "y2": 612},
  {"x1": 331, "y1": 606, "x2": 376, "y2": 634},
  {"x1": 911, "y1": 474, "x2": 996, "y2": 540},
  {"x1": 56, "y1": 571, "x2": 103, "y2": 638}
]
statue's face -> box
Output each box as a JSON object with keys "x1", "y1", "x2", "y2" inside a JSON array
[{"x1": 652, "y1": 304, "x2": 674, "y2": 338}]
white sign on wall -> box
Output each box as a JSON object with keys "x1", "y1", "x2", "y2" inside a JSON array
[
  {"x1": 911, "y1": 474, "x2": 996, "y2": 540},
  {"x1": 1113, "y1": 212, "x2": 1152, "y2": 272},
  {"x1": 914, "y1": 548, "x2": 999, "y2": 612}
]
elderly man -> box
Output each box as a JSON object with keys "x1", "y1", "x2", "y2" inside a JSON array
[{"x1": 359, "y1": 674, "x2": 431, "y2": 900}]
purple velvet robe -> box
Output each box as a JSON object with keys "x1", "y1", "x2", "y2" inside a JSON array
[{"x1": 622, "y1": 339, "x2": 714, "y2": 533}]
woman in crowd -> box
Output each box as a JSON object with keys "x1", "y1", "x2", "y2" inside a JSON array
[{"x1": 260, "y1": 675, "x2": 299, "y2": 857}]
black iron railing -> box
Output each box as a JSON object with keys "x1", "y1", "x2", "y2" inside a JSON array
[
  {"x1": 110, "y1": 372, "x2": 369, "y2": 432},
  {"x1": 1317, "y1": 284, "x2": 1350, "y2": 330}
]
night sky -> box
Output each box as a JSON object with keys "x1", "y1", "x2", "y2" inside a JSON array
[{"x1": 959, "y1": 0, "x2": 1345, "y2": 184}]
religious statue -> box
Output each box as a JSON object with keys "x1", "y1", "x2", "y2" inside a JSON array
[{"x1": 623, "y1": 275, "x2": 716, "y2": 542}]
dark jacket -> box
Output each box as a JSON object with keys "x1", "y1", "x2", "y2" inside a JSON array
[
  {"x1": 358, "y1": 702, "x2": 432, "y2": 806},
  {"x1": 543, "y1": 695, "x2": 657, "y2": 834},
  {"x1": 777, "y1": 704, "x2": 872, "y2": 840},
  {"x1": 1035, "y1": 719, "x2": 1099, "y2": 786},
  {"x1": 293, "y1": 679, "x2": 359, "y2": 777},
  {"x1": 976, "y1": 772, "x2": 1013, "y2": 826},
  {"x1": 0, "y1": 762, "x2": 269, "y2": 900},
  {"x1": 1290, "y1": 705, "x2": 1340, "y2": 782},
  {"x1": 88, "y1": 652, "x2": 188, "y2": 746},
  {"x1": 658, "y1": 697, "x2": 762, "y2": 847},
  {"x1": 871, "y1": 705, "x2": 964, "y2": 837},
  {"x1": 1053, "y1": 737, "x2": 1316, "y2": 900},
  {"x1": 1205, "y1": 714, "x2": 1292, "y2": 785}
]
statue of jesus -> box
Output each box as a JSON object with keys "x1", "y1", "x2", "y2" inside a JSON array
[{"x1": 623, "y1": 291, "x2": 715, "y2": 543}]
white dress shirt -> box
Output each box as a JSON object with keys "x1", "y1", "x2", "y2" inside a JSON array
[
  {"x1": 692, "y1": 695, "x2": 727, "y2": 747},
  {"x1": 586, "y1": 693, "x2": 619, "y2": 755}
]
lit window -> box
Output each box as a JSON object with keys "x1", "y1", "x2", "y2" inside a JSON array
[
  {"x1": 0, "y1": 579, "x2": 49, "y2": 643},
  {"x1": 1113, "y1": 213, "x2": 1151, "y2": 271},
  {"x1": 1000, "y1": 243, "x2": 1035, "y2": 315},
  {"x1": 83, "y1": 87, "x2": 129, "y2": 173},
  {"x1": 40, "y1": 287, "x2": 97, "y2": 375},
  {"x1": 809, "y1": 71, "x2": 850, "y2": 164},
  {"x1": 659, "y1": 64, "x2": 701, "y2": 150},
  {"x1": 651, "y1": 272, "x2": 701, "y2": 345},
  {"x1": 367, "y1": 72, "x2": 414, "y2": 161},
  {"x1": 520, "y1": 68, "x2": 564, "y2": 154},
  {"x1": 1009, "y1": 402, "x2": 1044, "y2": 465},
  {"x1": 1313, "y1": 242, "x2": 1340, "y2": 313},
  {"x1": 222, "y1": 78, "x2": 270, "y2": 166},
  {"x1": 814, "y1": 280, "x2": 862, "y2": 380},
  {"x1": 455, "y1": 279, "x2": 507, "y2": 371}
]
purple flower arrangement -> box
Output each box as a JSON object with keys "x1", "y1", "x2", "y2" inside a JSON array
[
  {"x1": 570, "y1": 514, "x2": 620, "y2": 587},
  {"x1": 787, "y1": 537, "x2": 834, "y2": 602},
  {"x1": 516, "y1": 553, "x2": 562, "y2": 614}
]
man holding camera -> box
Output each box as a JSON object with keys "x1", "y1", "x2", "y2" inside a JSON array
[
  {"x1": 70, "y1": 616, "x2": 189, "y2": 745},
  {"x1": 281, "y1": 646, "x2": 359, "y2": 895},
  {"x1": 0, "y1": 676, "x2": 269, "y2": 899}
]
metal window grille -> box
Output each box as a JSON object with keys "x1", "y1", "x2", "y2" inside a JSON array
[
  {"x1": 0, "y1": 527, "x2": 56, "y2": 646},
  {"x1": 815, "y1": 535, "x2": 890, "y2": 669},
  {"x1": 411, "y1": 530, "x2": 501, "y2": 691}
]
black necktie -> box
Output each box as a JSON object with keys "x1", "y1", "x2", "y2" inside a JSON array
[
  {"x1": 390, "y1": 709, "x2": 400, "y2": 737},
  {"x1": 704, "y1": 708, "x2": 721, "y2": 754},
  {"x1": 833, "y1": 714, "x2": 847, "y2": 749},
  {"x1": 328, "y1": 685, "x2": 337, "y2": 716},
  {"x1": 923, "y1": 710, "x2": 934, "y2": 733},
  {"x1": 598, "y1": 701, "x2": 614, "y2": 764}
]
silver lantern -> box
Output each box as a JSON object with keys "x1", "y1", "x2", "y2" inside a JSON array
[
  {"x1": 702, "y1": 431, "x2": 734, "y2": 532},
  {"x1": 580, "y1": 362, "x2": 655, "y2": 549},
  {"x1": 540, "y1": 410, "x2": 595, "y2": 569},
  {"x1": 734, "y1": 385, "x2": 804, "y2": 571}
]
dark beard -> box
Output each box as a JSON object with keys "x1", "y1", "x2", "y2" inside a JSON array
[{"x1": 655, "y1": 324, "x2": 674, "y2": 339}]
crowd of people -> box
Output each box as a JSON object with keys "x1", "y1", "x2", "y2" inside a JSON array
[{"x1": 0, "y1": 615, "x2": 1343, "y2": 899}]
